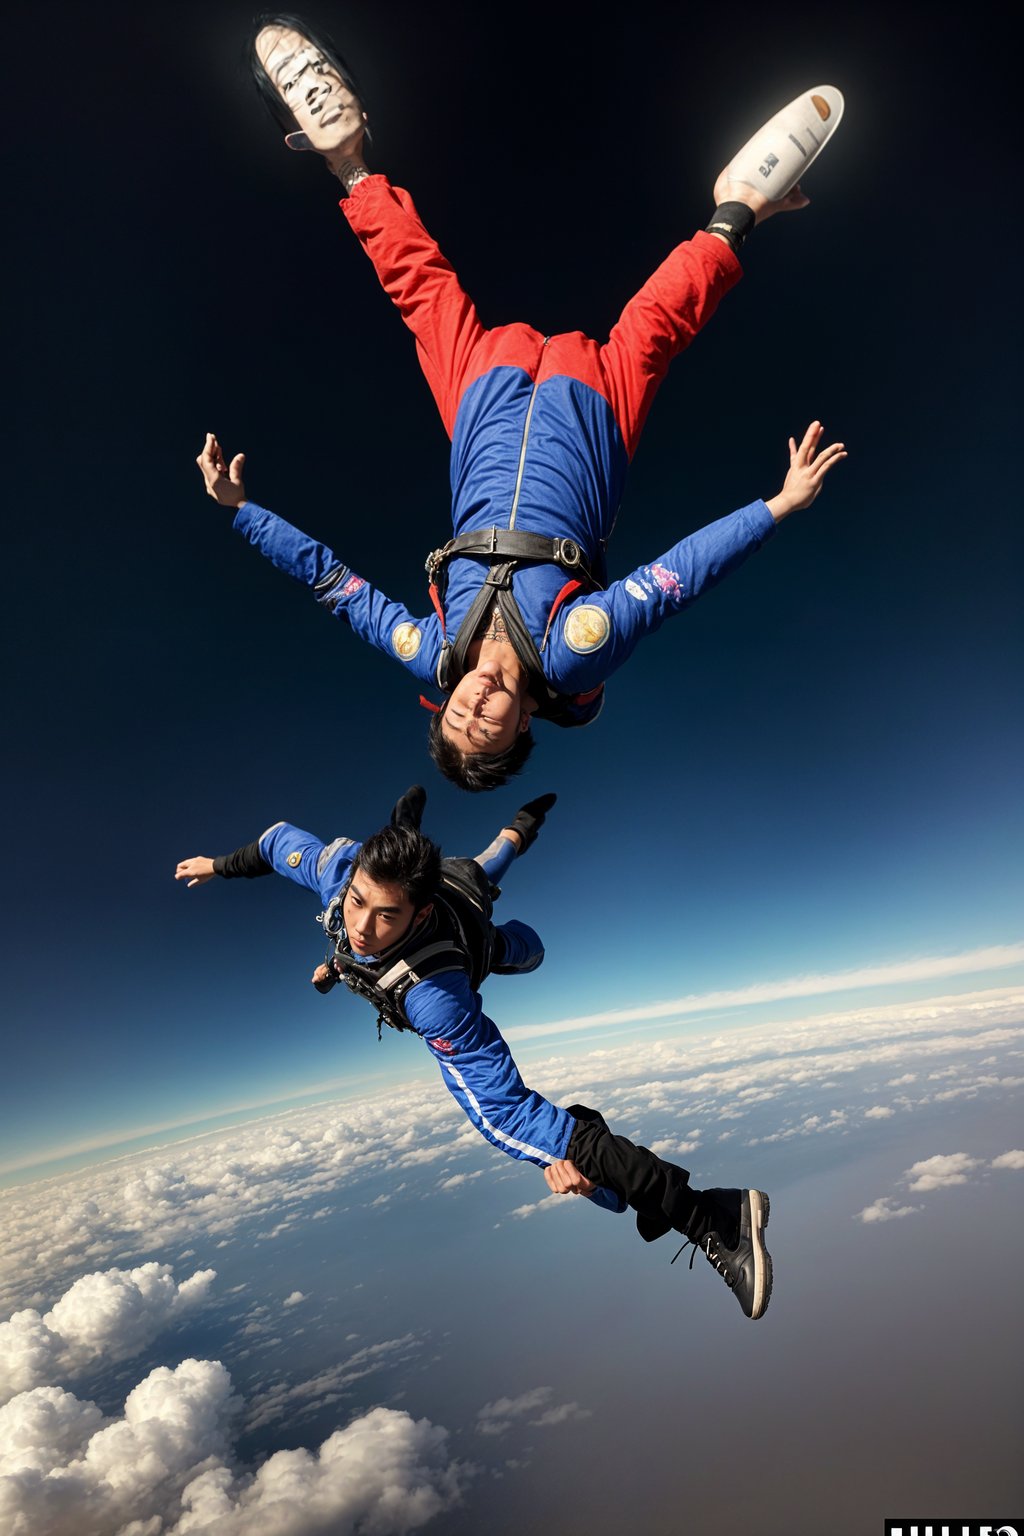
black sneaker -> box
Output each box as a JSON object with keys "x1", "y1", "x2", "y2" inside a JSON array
[{"x1": 673, "y1": 1189, "x2": 773, "y2": 1320}]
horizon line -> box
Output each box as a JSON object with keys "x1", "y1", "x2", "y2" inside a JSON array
[{"x1": 3, "y1": 940, "x2": 1022, "y2": 1186}]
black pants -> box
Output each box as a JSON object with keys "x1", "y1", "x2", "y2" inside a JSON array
[{"x1": 565, "y1": 1103, "x2": 699, "y2": 1241}]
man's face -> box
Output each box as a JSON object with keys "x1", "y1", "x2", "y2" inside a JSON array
[
  {"x1": 440, "y1": 665, "x2": 529, "y2": 757},
  {"x1": 341, "y1": 870, "x2": 425, "y2": 957},
  {"x1": 255, "y1": 25, "x2": 363, "y2": 147}
]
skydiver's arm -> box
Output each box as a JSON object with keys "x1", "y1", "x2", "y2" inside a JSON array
[
  {"x1": 548, "y1": 423, "x2": 847, "y2": 692},
  {"x1": 195, "y1": 434, "x2": 441, "y2": 686},
  {"x1": 176, "y1": 823, "x2": 359, "y2": 903},
  {"x1": 546, "y1": 501, "x2": 777, "y2": 691},
  {"x1": 174, "y1": 843, "x2": 271, "y2": 887}
]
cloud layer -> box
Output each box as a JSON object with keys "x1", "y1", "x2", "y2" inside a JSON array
[{"x1": 2, "y1": 986, "x2": 1021, "y2": 1321}]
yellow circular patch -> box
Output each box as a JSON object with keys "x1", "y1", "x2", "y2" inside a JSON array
[
  {"x1": 392, "y1": 622, "x2": 423, "y2": 660},
  {"x1": 287, "y1": 851, "x2": 302, "y2": 868},
  {"x1": 564, "y1": 604, "x2": 611, "y2": 655}
]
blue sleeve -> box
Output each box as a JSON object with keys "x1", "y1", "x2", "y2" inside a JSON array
[
  {"x1": 547, "y1": 500, "x2": 777, "y2": 692},
  {"x1": 403, "y1": 973, "x2": 576, "y2": 1167},
  {"x1": 256, "y1": 821, "x2": 360, "y2": 904},
  {"x1": 232, "y1": 502, "x2": 443, "y2": 687}
]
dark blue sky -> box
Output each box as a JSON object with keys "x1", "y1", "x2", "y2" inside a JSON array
[{"x1": 4, "y1": 0, "x2": 1022, "y2": 1176}]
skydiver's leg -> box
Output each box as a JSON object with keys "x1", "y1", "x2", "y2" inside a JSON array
[
  {"x1": 473, "y1": 793, "x2": 557, "y2": 883},
  {"x1": 565, "y1": 1104, "x2": 699, "y2": 1235},
  {"x1": 474, "y1": 792, "x2": 558, "y2": 971},
  {"x1": 564, "y1": 1104, "x2": 773, "y2": 1319},
  {"x1": 340, "y1": 176, "x2": 544, "y2": 441},
  {"x1": 475, "y1": 833, "x2": 518, "y2": 884},
  {"x1": 597, "y1": 232, "x2": 742, "y2": 465}
]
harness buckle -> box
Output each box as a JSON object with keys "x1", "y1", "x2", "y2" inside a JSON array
[
  {"x1": 556, "y1": 538, "x2": 582, "y2": 568},
  {"x1": 424, "y1": 546, "x2": 447, "y2": 583}
]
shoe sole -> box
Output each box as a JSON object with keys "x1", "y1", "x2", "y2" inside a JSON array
[
  {"x1": 747, "y1": 1190, "x2": 773, "y2": 1321},
  {"x1": 727, "y1": 86, "x2": 844, "y2": 201}
]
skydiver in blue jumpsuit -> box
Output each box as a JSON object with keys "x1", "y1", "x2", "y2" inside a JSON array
[
  {"x1": 195, "y1": 21, "x2": 847, "y2": 791},
  {"x1": 176, "y1": 788, "x2": 774, "y2": 1319}
]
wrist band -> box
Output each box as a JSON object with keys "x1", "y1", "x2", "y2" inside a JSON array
[{"x1": 705, "y1": 201, "x2": 756, "y2": 253}]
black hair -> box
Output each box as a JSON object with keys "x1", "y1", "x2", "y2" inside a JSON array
[
  {"x1": 427, "y1": 706, "x2": 535, "y2": 793},
  {"x1": 248, "y1": 12, "x2": 367, "y2": 134},
  {"x1": 354, "y1": 824, "x2": 442, "y2": 911}
]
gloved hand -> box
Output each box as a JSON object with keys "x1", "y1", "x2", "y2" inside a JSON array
[{"x1": 508, "y1": 792, "x2": 557, "y2": 855}]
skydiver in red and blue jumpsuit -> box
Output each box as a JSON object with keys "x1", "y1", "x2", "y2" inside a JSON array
[{"x1": 197, "y1": 19, "x2": 846, "y2": 790}]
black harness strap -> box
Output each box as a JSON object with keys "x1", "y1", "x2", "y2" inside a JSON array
[
  {"x1": 425, "y1": 528, "x2": 595, "y2": 590},
  {"x1": 445, "y1": 559, "x2": 517, "y2": 686}
]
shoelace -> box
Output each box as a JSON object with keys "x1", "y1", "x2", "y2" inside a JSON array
[{"x1": 670, "y1": 1235, "x2": 737, "y2": 1288}]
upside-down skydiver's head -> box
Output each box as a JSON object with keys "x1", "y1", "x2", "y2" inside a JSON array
[
  {"x1": 427, "y1": 701, "x2": 535, "y2": 792},
  {"x1": 248, "y1": 12, "x2": 368, "y2": 144},
  {"x1": 342, "y1": 823, "x2": 440, "y2": 957},
  {"x1": 426, "y1": 662, "x2": 536, "y2": 792}
]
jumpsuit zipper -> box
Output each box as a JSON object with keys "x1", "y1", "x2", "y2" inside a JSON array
[{"x1": 508, "y1": 338, "x2": 550, "y2": 530}]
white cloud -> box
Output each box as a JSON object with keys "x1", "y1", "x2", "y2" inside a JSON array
[
  {"x1": 0, "y1": 1357, "x2": 236, "y2": 1536},
  {"x1": 282, "y1": 1292, "x2": 305, "y2": 1309},
  {"x1": 437, "y1": 1171, "x2": 483, "y2": 1191},
  {"x1": 864, "y1": 1106, "x2": 895, "y2": 1120},
  {"x1": 502, "y1": 944, "x2": 1024, "y2": 1043},
  {"x1": 904, "y1": 1153, "x2": 983, "y2": 1192},
  {"x1": 0, "y1": 1360, "x2": 464, "y2": 1536},
  {"x1": 476, "y1": 1386, "x2": 589, "y2": 1438},
  {"x1": 507, "y1": 1196, "x2": 566, "y2": 1221},
  {"x1": 991, "y1": 1149, "x2": 1024, "y2": 1170},
  {"x1": 856, "y1": 1198, "x2": 920, "y2": 1224},
  {"x1": 0, "y1": 1264, "x2": 215, "y2": 1406},
  {"x1": 244, "y1": 1336, "x2": 426, "y2": 1435},
  {"x1": 530, "y1": 1401, "x2": 592, "y2": 1429},
  {"x1": 170, "y1": 1406, "x2": 466, "y2": 1535}
]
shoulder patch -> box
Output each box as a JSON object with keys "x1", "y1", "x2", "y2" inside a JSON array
[
  {"x1": 287, "y1": 851, "x2": 302, "y2": 868},
  {"x1": 564, "y1": 604, "x2": 611, "y2": 655},
  {"x1": 392, "y1": 622, "x2": 422, "y2": 660},
  {"x1": 624, "y1": 579, "x2": 647, "y2": 602}
]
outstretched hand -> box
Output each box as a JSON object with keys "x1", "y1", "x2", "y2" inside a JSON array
[
  {"x1": 175, "y1": 857, "x2": 215, "y2": 889},
  {"x1": 765, "y1": 422, "x2": 847, "y2": 523},
  {"x1": 196, "y1": 432, "x2": 247, "y2": 509}
]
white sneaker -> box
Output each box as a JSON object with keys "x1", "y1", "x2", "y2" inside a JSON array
[{"x1": 726, "y1": 86, "x2": 844, "y2": 200}]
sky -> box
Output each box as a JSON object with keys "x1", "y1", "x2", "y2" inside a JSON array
[{"x1": 2, "y1": 0, "x2": 1023, "y2": 1530}]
